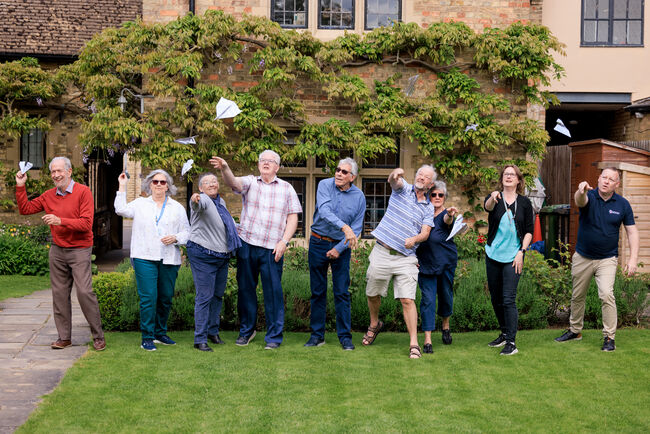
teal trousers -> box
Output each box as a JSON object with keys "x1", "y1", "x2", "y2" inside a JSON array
[{"x1": 132, "y1": 258, "x2": 179, "y2": 340}]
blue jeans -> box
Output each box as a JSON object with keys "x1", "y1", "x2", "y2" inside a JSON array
[
  {"x1": 132, "y1": 258, "x2": 179, "y2": 340},
  {"x1": 418, "y1": 267, "x2": 455, "y2": 332},
  {"x1": 187, "y1": 244, "x2": 229, "y2": 344},
  {"x1": 485, "y1": 256, "x2": 520, "y2": 342},
  {"x1": 236, "y1": 240, "x2": 284, "y2": 344},
  {"x1": 308, "y1": 236, "x2": 352, "y2": 342}
]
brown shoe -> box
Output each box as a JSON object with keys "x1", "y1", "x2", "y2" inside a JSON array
[
  {"x1": 93, "y1": 338, "x2": 106, "y2": 351},
  {"x1": 51, "y1": 339, "x2": 72, "y2": 349}
]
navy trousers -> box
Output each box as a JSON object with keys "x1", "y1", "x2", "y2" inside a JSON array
[
  {"x1": 236, "y1": 240, "x2": 284, "y2": 344},
  {"x1": 485, "y1": 256, "x2": 520, "y2": 342},
  {"x1": 308, "y1": 236, "x2": 352, "y2": 342},
  {"x1": 187, "y1": 244, "x2": 229, "y2": 344},
  {"x1": 418, "y1": 266, "x2": 455, "y2": 332}
]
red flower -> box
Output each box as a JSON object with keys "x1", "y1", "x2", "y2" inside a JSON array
[{"x1": 477, "y1": 234, "x2": 486, "y2": 244}]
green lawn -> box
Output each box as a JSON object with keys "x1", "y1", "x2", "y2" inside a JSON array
[
  {"x1": 0, "y1": 275, "x2": 50, "y2": 301},
  {"x1": 18, "y1": 328, "x2": 649, "y2": 433}
]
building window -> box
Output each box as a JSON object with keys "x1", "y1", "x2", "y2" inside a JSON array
[
  {"x1": 315, "y1": 149, "x2": 353, "y2": 168},
  {"x1": 284, "y1": 177, "x2": 306, "y2": 237},
  {"x1": 365, "y1": 0, "x2": 401, "y2": 29},
  {"x1": 582, "y1": 0, "x2": 644, "y2": 46},
  {"x1": 362, "y1": 135, "x2": 399, "y2": 168},
  {"x1": 282, "y1": 130, "x2": 307, "y2": 168},
  {"x1": 271, "y1": 0, "x2": 308, "y2": 28},
  {"x1": 20, "y1": 128, "x2": 45, "y2": 169},
  {"x1": 319, "y1": 0, "x2": 355, "y2": 29},
  {"x1": 362, "y1": 178, "x2": 390, "y2": 238}
]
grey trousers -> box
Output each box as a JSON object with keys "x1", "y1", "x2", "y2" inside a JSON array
[{"x1": 49, "y1": 245, "x2": 104, "y2": 340}]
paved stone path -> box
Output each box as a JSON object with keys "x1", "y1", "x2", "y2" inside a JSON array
[{"x1": 0, "y1": 289, "x2": 91, "y2": 433}]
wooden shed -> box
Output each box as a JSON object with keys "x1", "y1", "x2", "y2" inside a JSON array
[{"x1": 568, "y1": 139, "x2": 650, "y2": 261}]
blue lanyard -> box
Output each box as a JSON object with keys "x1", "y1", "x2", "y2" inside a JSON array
[{"x1": 155, "y1": 196, "x2": 168, "y2": 226}]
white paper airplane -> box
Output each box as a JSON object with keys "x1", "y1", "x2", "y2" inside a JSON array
[
  {"x1": 554, "y1": 118, "x2": 571, "y2": 137},
  {"x1": 19, "y1": 161, "x2": 33, "y2": 174},
  {"x1": 181, "y1": 159, "x2": 194, "y2": 176},
  {"x1": 464, "y1": 123, "x2": 478, "y2": 132},
  {"x1": 446, "y1": 214, "x2": 468, "y2": 241},
  {"x1": 403, "y1": 74, "x2": 419, "y2": 96},
  {"x1": 174, "y1": 136, "x2": 197, "y2": 145},
  {"x1": 214, "y1": 97, "x2": 241, "y2": 120}
]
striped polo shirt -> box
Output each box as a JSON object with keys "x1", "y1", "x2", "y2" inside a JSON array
[{"x1": 371, "y1": 180, "x2": 435, "y2": 256}]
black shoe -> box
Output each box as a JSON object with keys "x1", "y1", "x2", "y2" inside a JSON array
[
  {"x1": 208, "y1": 334, "x2": 224, "y2": 345},
  {"x1": 602, "y1": 337, "x2": 616, "y2": 352},
  {"x1": 341, "y1": 338, "x2": 355, "y2": 351},
  {"x1": 235, "y1": 331, "x2": 256, "y2": 346},
  {"x1": 264, "y1": 342, "x2": 281, "y2": 350},
  {"x1": 488, "y1": 334, "x2": 507, "y2": 347},
  {"x1": 555, "y1": 329, "x2": 582, "y2": 343},
  {"x1": 441, "y1": 329, "x2": 452, "y2": 345},
  {"x1": 194, "y1": 343, "x2": 213, "y2": 352},
  {"x1": 423, "y1": 343, "x2": 433, "y2": 354},
  {"x1": 500, "y1": 342, "x2": 518, "y2": 356},
  {"x1": 304, "y1": 336, "x2": 325, "y2": 347}
]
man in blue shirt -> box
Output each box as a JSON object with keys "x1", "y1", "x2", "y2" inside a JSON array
[
  {"x1": 305, "y1": 158, "x2": 366, "y2": 350},
  {"x1": 555, "y1": 167, "x2": 639, "y2": 351},
  {"x1": 363, "y1": 165, "x2": 435, "y2": 359}
]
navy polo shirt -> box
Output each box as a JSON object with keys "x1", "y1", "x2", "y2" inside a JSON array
[
  {"x1": 576, "y1": 189, "x2": 635, "y2": 260},
  {"x1": 416, "y1": 210, "x2": 458, "y2": 275}
]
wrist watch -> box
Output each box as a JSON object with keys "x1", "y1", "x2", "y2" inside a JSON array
[{"x1": 282, "y1": 239, "x2": 290, "y2": 246}]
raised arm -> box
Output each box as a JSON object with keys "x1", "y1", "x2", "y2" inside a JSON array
[
  {"x1": 388, "y1": 168, "x2": 405, "y2": 191},
  {"x1": 210, "y1": 157, "x2": 243, "y2": 193},
  {"x1": 15, "y1": 171, "x2": 45, "y2": 215},
  {"x1": 574, "y1": 181, "x2": 592, "y2": 208}
]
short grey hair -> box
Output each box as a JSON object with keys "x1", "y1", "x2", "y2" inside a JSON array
[
  {"x1": 431, "y1": 180, "x2": 448, "y2": 198},
  {"x1": 49, "y1": 156, "x2": 72, "y2": 171},
  {"x1": 338, "y1": 157, "x2": 358, "y2": 176},
  {"x1": 416, "y1": 164, "x2": 437, "y2": 180},
  {"x1": 142, "y1": 169, "x2": 177, "y2": 196},
  {"x1": 198, "y1": 173, "x2": 219, "y2": 187},
  {"x1": 259, "y1": 150, "x2": 281, "y2": 165}
]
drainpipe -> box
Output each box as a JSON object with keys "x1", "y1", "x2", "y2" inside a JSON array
[{"x1": 186, "y1": 0, "x2": 196, "y2": 217}]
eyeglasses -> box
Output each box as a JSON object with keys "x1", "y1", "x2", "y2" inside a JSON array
[
  {"x1": 152, "y1": 180, "x2": 167, "y2": 185},
  {"x1": 430, "y1": 193, "x2": 445, "y2": 198},
  {"x1": 259, "y1": 158, "x2": 278, "y2": 165},
  {"x1": 503, "y1": 173, "x2": 518, "y2": 178},
  {"x1": 335, "y1": 167, "x2": 351, "y2": 175}
]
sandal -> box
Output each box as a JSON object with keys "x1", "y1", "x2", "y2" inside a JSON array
[
  {"x1": 409, "y1": 345, "x2": 422, "y2": 359},
  {"x1": 362, "y1": 320, "x2": 384, "y2": 346}
]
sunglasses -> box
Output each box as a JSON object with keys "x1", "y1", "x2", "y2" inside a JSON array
[
  {"x1": 152, "y1": 180, "x2": 167, "y2": 185},
  {"x1": 430, "y1": 193, "x2": 445, "y2": 198},
  {"x1": 335, "y1": 167, "x2": 351, "y2": 175}
]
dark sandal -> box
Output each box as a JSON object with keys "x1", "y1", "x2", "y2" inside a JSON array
[
  {"x1": 409, "y1": 345, "x2": 422, "y2": 359},
  {"x1": 362, "y1": 320, "x2": 384, "y2": 346}
]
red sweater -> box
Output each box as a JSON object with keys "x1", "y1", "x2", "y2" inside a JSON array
[{"x1": 15, "y1": 183, "x2": 94, "y2": 248}]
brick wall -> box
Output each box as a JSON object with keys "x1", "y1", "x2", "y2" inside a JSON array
[{"x1": 143, "y1": 0, "x2": 265, "y2": 24}]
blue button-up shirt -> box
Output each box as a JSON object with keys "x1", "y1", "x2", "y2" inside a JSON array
[
  {"x1": 310, "y1": 178, "x2": 366, "y2": 253},
  {"x1": 56, "y1": 180, "x2": 75, "y2": 196}
]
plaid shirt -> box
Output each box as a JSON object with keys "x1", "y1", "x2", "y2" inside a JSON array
[{"x1": 236, "y1": 175, "x2": 302, "y2": 249}]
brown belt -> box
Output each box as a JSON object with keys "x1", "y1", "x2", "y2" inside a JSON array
[
  {"x1": 376, "y1": 240, "x2": 404, "y2": 256},
  {"x1": 311, "y1": 231, "x2": 336, "y2": 242}
]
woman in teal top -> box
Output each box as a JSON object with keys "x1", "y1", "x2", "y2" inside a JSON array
[{"x1": 483, "y1": 165, "x2": 534, "y2": 356}]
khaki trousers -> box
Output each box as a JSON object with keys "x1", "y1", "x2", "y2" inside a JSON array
[
  {"x1": 569, "y1": 252, "x2": 618, "y2": 339},
  {"x1": 49, "y1": 245, "x2": 104, "y2": 341}
]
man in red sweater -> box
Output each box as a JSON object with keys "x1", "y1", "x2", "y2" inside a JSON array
[{"x1": 16, "y1": 156, "x2": 105, "y2": 351}]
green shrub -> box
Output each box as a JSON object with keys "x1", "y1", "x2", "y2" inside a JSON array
[
  {"x1": 284, "y1": 244, "x2": 309, "y2": 271},
  {"x1": 93, "y1": 271, "x2": 134, "y2": 330},
  {"x1": 450, "y1": 259, "x2": 497, "y2": 331},
  {"x1": 0, "y1": 233, "x2": 49, "y2": 275},
  {"x1": 455, "y1": 230, "x2": 486, "y2": 261},
  {"x1": 521, "y1": 250, "x2": 572, "y2": 323}
]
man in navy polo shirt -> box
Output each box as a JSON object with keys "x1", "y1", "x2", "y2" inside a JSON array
[{"x1": 555, "y1": 167, "x2": 639, "y2": 351}]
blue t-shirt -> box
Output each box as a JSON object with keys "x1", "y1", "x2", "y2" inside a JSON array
[
  {"x1": 576, "y1": 189, "x2": 635, "y2": 259},
  {"x1": 485, "y1": 208, "x2": 520, "y2": 263},
  {"x1": 416, "y1": 210, "x2": 458, "y2": 275}
]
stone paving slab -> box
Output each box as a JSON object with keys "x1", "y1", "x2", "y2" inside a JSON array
[{"x1": 0, "y1": 290, "x2": 92, "y2": 433}]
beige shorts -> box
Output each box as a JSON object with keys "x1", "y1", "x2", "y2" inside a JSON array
[{"x1": 365, "y1": 244, "x2": 419, "y2": 299}]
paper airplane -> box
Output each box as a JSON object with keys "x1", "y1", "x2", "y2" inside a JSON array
[
  {"x1": 19, "y1": 161, "x2": 33, "y2": 174},
  {"x1": 554, "y1": 118, "x2": 571, "y2": 137},
  {"x1": 464, "y1": 123, "x2": 478, "y2": 132},
  {"x1": 403, "y1": 74, "x2": 419, "y2": 96},
  {"x1": 181, "y1": 159, "x2": 194, "y2": 176},
  {"x1": 446, "y1": 214, "x2": 468, "y2": 241},
  {"x1": 214, "y1": 97, "x2": 242, "y2": 120},
  {"x1": 174, "y1": 136, "x2": 197, "y2": 145}
]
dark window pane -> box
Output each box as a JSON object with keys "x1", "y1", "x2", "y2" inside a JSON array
[
  {"x1": 613, "y1": 0, "x2": 627, "y2": 18},
  {"x1": 275, "y1": 0, "x2": 283, "y2": 9},
  {"x1": 287, "y1": 0, "x2": 295, "y2": 10},
  {"x1": 284, "y1": 177, "x2": 306, "y2": 237},
  {"x1": 597, "y1": 20, "x2": 609, "y2": 41},
  {"x1": 362, "y1": 178, "x2": 391, "y2": 237},
  {"x1": 584, "y1": 0, "x2": 597, "y2": 19},
  {"x1": 321, "y1": 0, "x2": 331, "y2": 10},
  {"x1": 583, "y1": 20, "x2": 597, "y2": 42},
  {"x1": 341, "y1": 13, "x2": 353, "y2": 28},
  {"x1": 629, "y1": 0, "x2": 642, "y2": 18},
  {"x1": 321, "y1": 12, "x2": 331, "y2": 26},
  {"x1": 296, "y1": 1, "x2": 305, "y2": 12},
  {"x1": 613, "y1": 20, "x2": 627, "y2": 43},
  {"x1": 628, "y1": 20, "x2": 642, "y2": 44},
  {"x1": 21, "y1": 129, "x2": 45, "y2": 169}
]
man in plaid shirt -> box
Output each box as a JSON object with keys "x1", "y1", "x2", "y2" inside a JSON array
[{"x1": 211, "y1": 151, "x2": 302, "y2": 349}]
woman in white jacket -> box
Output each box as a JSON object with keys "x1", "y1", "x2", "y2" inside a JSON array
[{"x1": 115, "y1": 169, "x2": 189, "y2": 351}]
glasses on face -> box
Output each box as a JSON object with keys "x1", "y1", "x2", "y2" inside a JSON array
[
  {"x1": 152, "y1": 179, "x2": 167, "y2": 185},
  {"x1": 430, "y1": 193, "x2": 445, "y2": 198},
  {"x1": 259, "y1": 158, "x2": 277, "y2": 165},
  {"x1": 503, "y1": 172, "x2": 518, "y2": 178},
  {"x1": 335, "y1": 167, "x2": 351, "y2": 176}
]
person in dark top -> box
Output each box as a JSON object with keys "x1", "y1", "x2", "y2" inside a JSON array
[
  {"x1": 416, "y1": 181, "x2": 459, "y2": 354},
  {"x1": 483, "y1": 165, "x2": 534, "y2": 356},
  {"x1": 555, "y1": 167, "x2": 638, "y2": 352}
]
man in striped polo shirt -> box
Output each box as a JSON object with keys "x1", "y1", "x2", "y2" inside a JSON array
[{"x1": 362, "y1": 165, "x2": 436, "y2": 359}]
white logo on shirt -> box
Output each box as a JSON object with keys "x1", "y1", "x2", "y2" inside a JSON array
[{"x1": 609, "y1": 210, "x2": 620, "y2": 215}]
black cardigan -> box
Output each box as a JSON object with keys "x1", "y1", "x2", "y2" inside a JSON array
[{"x1": 483, "y1": 194, "x2": 535, "y2": 247}]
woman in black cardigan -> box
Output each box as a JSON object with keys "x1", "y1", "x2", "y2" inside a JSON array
[{"x1": 483, "y1": 165, "x2": 534, "y2": 356}]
